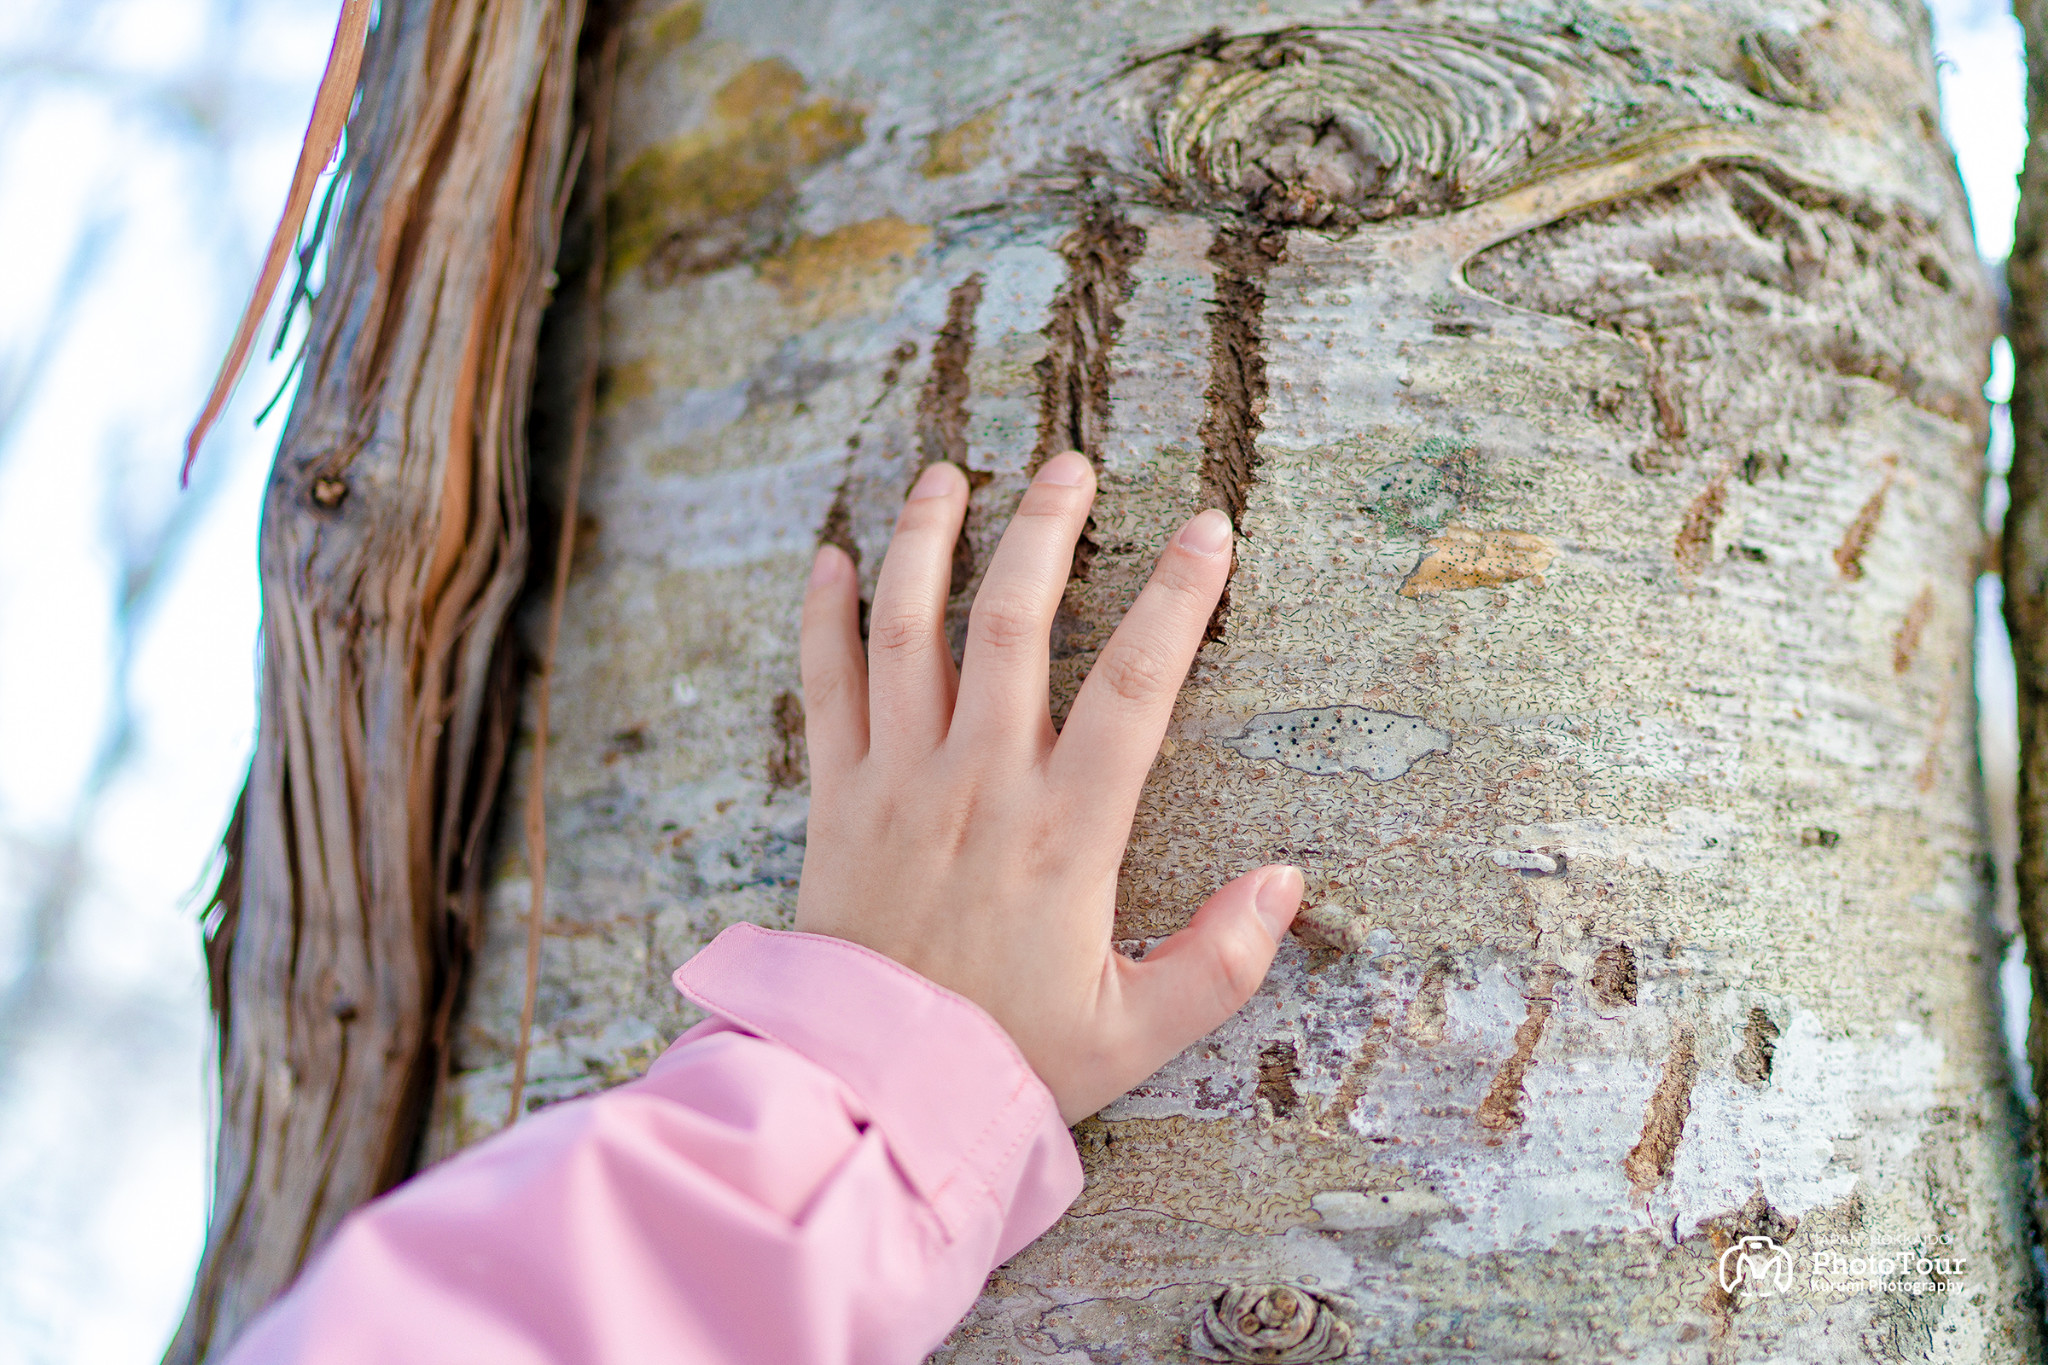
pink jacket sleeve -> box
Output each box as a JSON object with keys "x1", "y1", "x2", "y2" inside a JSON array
[{"x1": 220, "y1": 923, "x2": 1084, "y2": 1364}]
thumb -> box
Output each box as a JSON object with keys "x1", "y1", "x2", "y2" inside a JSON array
[{"x1": 1118, "y1": 864, "x2": 1302, "y2": 1068}]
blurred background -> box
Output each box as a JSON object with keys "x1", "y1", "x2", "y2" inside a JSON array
[{"x1": 0, "y1": 1, "x2": 2030, "y2": 1360}]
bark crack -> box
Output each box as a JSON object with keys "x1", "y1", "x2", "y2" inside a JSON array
[
  {"x1": 1624, "y1": 1025, "x2": 1700, "y2": 1194},
  {"x1": 1032, "y1": 202, "x2": 1144, "y2": 587},
  {"x1": 1475, "y1": 969, "x2": 1557, "y2": 1134}
]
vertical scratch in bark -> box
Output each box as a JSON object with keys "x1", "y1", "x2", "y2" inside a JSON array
[
  {"x1": 1404, "y1": 959, "x2": 1450, "y2": 1044},
  {"x1": 1032, "y1": 204, "x2": 1144, "y2": 584},
  {"x1": 766, "y1": 690, "x2": 804, "y2": 793},
  {"x1": 1833, "y1": 463, "x2": 1896, "y2": 579},
  {"x1": 1199, "y1": 225, "x2": 1284, "y2": 524},
  {"x1": 918, "y1": 274, "x2": 982, "y2": 468},
  {"x1": 1674, "y1": 477, "x2": 1727, "y2": 575},
  {"x1": 1475, "y1": 985, "x2": 1553, "y2": 1134},
  {"x1": 917, "y1": 274, "x2": 985, "y2": 597},
  {"x1": 1893, "y1": 582, "x2": 1935, "y2": 673},
  {"x1": 1732, "y1": 1007, "x2": 1778, "y2": 1085},
  {"x1": 1625, "y1": 1025, "x2": 1699, "y2": 1194},
  {"x1": 1034, "y1": 206, "x2": 1144, "y2": 465},
  {"x1": 1198, "y1": 224, "x2": 1283, "y2": 640}
]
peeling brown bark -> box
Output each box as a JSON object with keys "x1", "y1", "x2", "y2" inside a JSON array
[
  {"x1": 169, "y1": 1, "x2": 588, "y2": 1357},
  {"x1": 2008, "y1": 0, "x2": 2048, "y2": 1196}
]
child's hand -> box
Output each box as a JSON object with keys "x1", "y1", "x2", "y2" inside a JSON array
[{"x1": 795, "y1": 450, "x2": 1302, "y2": 1123}]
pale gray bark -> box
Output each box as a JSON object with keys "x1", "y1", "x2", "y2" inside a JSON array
[{"x1": 437, "y1": 1, "x2": 2043, "y2": 1358}]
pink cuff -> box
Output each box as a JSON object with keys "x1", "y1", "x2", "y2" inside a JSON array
[{"x1": 672, "y1": 923, "x2": 1082, "y2": 1262}]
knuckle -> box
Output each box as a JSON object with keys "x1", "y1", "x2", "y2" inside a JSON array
[
  {"x1": 803, "y1": 666, "x2": 848, "y2": 713},
  {"x1": 1015, "y1": 482, "x2": 1085, "y2": 519},
  {"x1": 970, "y1": 594, "x2": 1042, "y2": 650},
  {"x1": 867, "y1": 611, "x2": 933, "y2": 658},
  {"x1": 1091, "y1": 642, "x2": 1169, "y2": 704},
  {"x1": 893, "y1": 496, "x2": 955, "y2": 535},
  {"x1": 1150, "y1": 556, "x2": 1212, "y2": 604}
]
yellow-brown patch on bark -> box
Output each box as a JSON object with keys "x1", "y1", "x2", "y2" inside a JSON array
[
  {"x1": 921, "y1": 103, "x2": 1004, "y2": 177},
  {"x1": 607, "y1": 58, "x2": 864, "y2": 279},
  {"x1": 643, "y1": 1, "x2": 703, "y2": 53},
  {"x1": 713, "y1": 56, "x2": 807, "y2": 119},
  {"x1": 1399, "y1": 523, "x2": 1555, "y2": 597},
  {"x1": 756, "y1": 216, "x2": 931, "y2": 322}
]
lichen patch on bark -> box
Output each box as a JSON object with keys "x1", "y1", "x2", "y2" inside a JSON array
[{"x1": 1222, "y1": 706, "x2": 1450, "y2": 779}]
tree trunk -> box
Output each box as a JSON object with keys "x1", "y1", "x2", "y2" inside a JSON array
[
  {"x1": 423, "y1": 0, "x2": 2037, "y2": 1358},
  {"x1": 2005, "y1": 0, "x2": 2048, "y2": 1274},
  {"x1": 169, "y1": 1, "x2": 585, "y2": 1357}
]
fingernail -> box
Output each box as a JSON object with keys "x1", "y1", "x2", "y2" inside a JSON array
[
  {"x1": 1253, "y1": 865, "x2": 1302, "y2": 942},
  {"x1": 908, "y1": 463, "x2": 956, "y2": 499},
  {"x1": 1177, "y1": 508, "x2": 1233, "y2": 555},
  {"x1": 1034, "y1": 451, "x2": 1090, "y2": 486},
  {"x1": 809, "y1": 544, "x2": 845, "y2": 588}
]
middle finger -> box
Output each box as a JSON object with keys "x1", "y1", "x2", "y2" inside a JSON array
[{"x1": 950, "y1": 450, "x2": 1096, "y2": 754}]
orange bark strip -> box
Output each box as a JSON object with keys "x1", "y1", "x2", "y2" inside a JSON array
[{"x1": 180, "y1": 0, "x2": 373, "y2": 483}]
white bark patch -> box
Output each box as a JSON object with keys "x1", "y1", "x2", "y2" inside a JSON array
[
  {"x1": 1493, "y1": 806, "x2": 1746, "y2": 874},
  {"x1": 1331, "y1": 968, "x2": 1946, "y2": 1255},
  {"x1": 1223, "y1": 705, "x2": 1450, "y2": 778},
  {"x1": 1311, "y1": 1188, "x2": 1453, "y2": 1230}
]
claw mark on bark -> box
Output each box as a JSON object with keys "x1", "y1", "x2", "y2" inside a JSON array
[
  {"x1": 1625, "y1": 1025, "x2": 1699, "y2": 1194},
  {"x1": 1256, "y1": 1039, "x2": 1301, "y2": 1119},
  {"x1": 917, "y1": 275, "x2": 984, "y2": 595},
  {"x1": 1475, "y1": 986, "x2": 1553, "y2": 1134},
  {"x1": 1326, "y1": 1017, "x2": 1386, "y2": 1128},
  {"x1": 1198, "y1": 225, "x2": 1284, "y2": 642},
  {"x1": 1199, "y1": 225, "x2": 1284, "y2": 524},
  {"x1": 919, "y1": 275, "x2": 982, "y2": 466},
  {"x1": 1915, "y1": 665, "x2": 1959, "y2": 793},
  {"x1": 1893, "y1": 583, "x2": 1934, "y2": 673},
  {"x1": 1034, "y1": 205, "x2": 1144, "y2": 465},
  {"x1": 766, "y1": 690, "x2": 805, "y2": 793},
  {"x1": 1619, "y1": 327, "x2": 1685, "y2": 472},
  {"x1": 1832, "y1": 463, "x2": 1896, "y2": 580},
  {"x1": 1405, "y1": 961, "x2": 1449, "y2": 1043},
  {"x1": 1674, "y1": 477, "x2": 1727, "y2": 574},
  {"x1": 816, "y1": 475, "x2": 859, "y2": 568},
  {"x1": 1589, "y1": 943, "x2": 1637, "y2": 1008},
  {"x1": 1733, "y1": 1007, "x2": 1779, "y2": 1086},
  {"x1": 1032, "y1": 203, "x2": 1144, "y2": 585}
]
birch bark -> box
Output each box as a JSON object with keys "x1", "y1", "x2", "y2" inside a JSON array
[{"x1": 436, "y1": 0, "x2": 2042, "y2": 1358}]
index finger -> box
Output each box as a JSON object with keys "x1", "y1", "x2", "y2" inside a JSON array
[{"x1": 1047, "y1": 507, "x2": 1233, "y2": 812}]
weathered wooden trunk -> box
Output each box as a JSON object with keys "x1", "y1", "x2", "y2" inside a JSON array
[
  {"x1": 171, "y1": 1, "x2": 586, "y2": 1357},
  {"x1": 414, "y1": 0, "x2": 2035, "y2": 1359}
]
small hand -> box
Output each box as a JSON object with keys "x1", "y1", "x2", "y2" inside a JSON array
[{"x1": 796, "y1": 450, "x2": 1302, "y2": 1123}]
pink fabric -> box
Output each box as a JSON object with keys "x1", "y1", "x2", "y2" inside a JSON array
[{"x1": 221, "y1": 924, "x2": 1083, "y2": 1364}]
